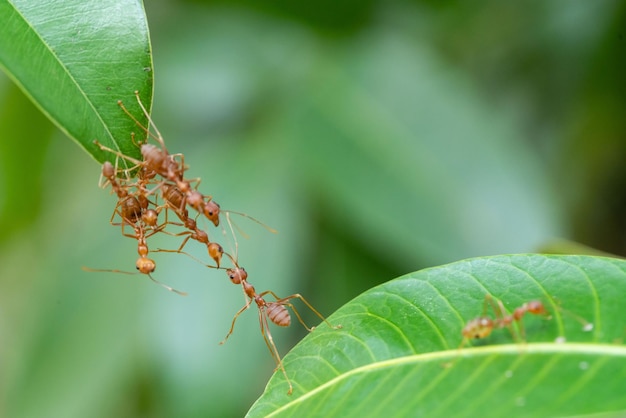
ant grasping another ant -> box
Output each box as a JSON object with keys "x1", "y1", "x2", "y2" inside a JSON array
[
  {"x1": 157, "y1": 183, "x2": 225, "y2": 267},
  {"x1": 101, "y1": 160, "x2": 167, "y2": 230},
  {"x1": 459, "y1": 295, "x2": 593, "y2": 349},
  {"x1": 221, "y1": 267, "x2": 341, "y2": 395},
  {"x1": 95, "y1": 91, "x2": 220, "y2": 227},
  {"x1": 155, "y1": 181, "x2": 275, "y2": 269},
  {"x1": 83, "y1": 222, "x2": 187, "y2": 296},
  {"x1": 87, "y1": 161, "x2": 186, "y2": 295}
]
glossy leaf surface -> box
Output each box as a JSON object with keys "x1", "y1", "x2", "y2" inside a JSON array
[{"x1": 0, "y1": 0, "x2": 153, "y2": 163}]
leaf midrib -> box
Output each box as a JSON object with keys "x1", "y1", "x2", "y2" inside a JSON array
[{"x1": 267, "y1": 343, "x2": 626, "y2": 417}]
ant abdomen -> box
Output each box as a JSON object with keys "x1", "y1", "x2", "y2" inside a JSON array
[
  {"x1": 121, "y1": 196, "x2": 142, "y2": 223},
  {"x1": 141, "y1": 143, "x2": 166, "y2": 169},
  {"x1": 267, "y1": 303, "x2": 291, "y2": 327}
]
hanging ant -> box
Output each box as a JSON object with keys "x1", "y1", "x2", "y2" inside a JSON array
[
  {"x1": 100, "y1": 91, "x2": 220, "y2": 226},
  {"x1": 83, "y1": 222, "x2": 187, "y2": 296},
  {"x1": 157, "y1": 183, "x2": 272, "y2": 269},
  {"x1": 95, "y1": 140, "x2": 218, "y2": 227},
  {"x1": 99, "y1": 159, "x2": 167, "y2": 228},
  {"x1": 220, "y1": 267, "x2": 339, "y2": 395},
  {"x1": 89, "y1": 162, "x2": 184, "y2": 295},
  {"x1": 158, "y1": 183, "x2": 225, "y2": 266}
]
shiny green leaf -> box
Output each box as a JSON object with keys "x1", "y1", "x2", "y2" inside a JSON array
[
  {"x1": 248, "y1": 254, "x2": 626, "y2": 418},
  {"x1": 0, "y1": 0, "x2": 153, "y2": 163}
]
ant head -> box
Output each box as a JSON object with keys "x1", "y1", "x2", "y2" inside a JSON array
[
  {"x1": 136, "y1": 257, "x2": 156, "y2": 274},
  {"x1": 121, "y1": 197, "x2": 142, "y2": 223},
  {"x1": 226, "y1": 267, "x2": 247, "y2": 284},
  {"x1": 203, "y1": 200, "x2": 220, "y2": 227}
]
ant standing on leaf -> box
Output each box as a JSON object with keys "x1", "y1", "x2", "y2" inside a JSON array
[{"x1": 459, "y1": 295, "x2": 593, "y2": 348}]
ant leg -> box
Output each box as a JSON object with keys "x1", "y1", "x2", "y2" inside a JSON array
[
  {"x1": 223, "y1": 209, "x2": 278, "y2": 234},
  {"x1": 94, "y1": 140, "x2": 144, "y2": 168},
  {"x1": 263, "y1": 291, "x2": 341, "y2": 330},
  {"x1": 515, "y1": 314, "x2": 527, "y2": 342},
  {"x1": 131, "y1": 91, "x2": 169, "y2": 153},
  {"x1": 219, "y1": 298, "x2": 254, "y2": 345},
  {"x1": 176, "y1": 234, "x2": 193, "y2": 252},
  {"x1": 153, "y1": 248, "x2": 222, "y2": 271},
  {"x1": 223, "y1": 212, "x2": 240, "y2": 262},
  {"x1": 146, "y1": 273, "x2": 188, "y2": 296},
  {"x1": 170, "y1": 153, "x2": 192, "y2": 175},
  {"x1": 117, "y1": 97, "x2": 159, "y2": 147},
  {"x1": 82, "y1": 267, "x2": 187, "y2": 296},
  {"x1": 483, "y1": 294, "x2": 504, "y2": 319},
  {"x1": 82, "y1": 266, "x2": 135, "y2": 275},
  {"x1": 258, "y1": 308, "x2": 293, "y2": 395},
  {"x1": 493, "y1": 298, "x2": 522, "y2": 342}
]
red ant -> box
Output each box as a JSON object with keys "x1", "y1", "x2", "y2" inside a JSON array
[
  {"x1": 83, "y1": 222, "x2": 187, "y2": 296},
  {"x1": 158, "y1": 183, "x2": 225, "y2": 266},
  {"x1": 104, "y1": 91, "x2": 220, "y2": 226},
  {"x1": 460, "y1": 296, "x2": 548, "y2": 347},
  {"x1": 460, "y1": 295, "x2": 592, "y2": 348},
  {"x1": 88, "y1": 162, "x2": 185, "y2": 295},
  {"x1": 220, "y1": 267, "x2": 339, "y2": 395},
  {"x1": 100, "y1": 160, "x2": 166, "y2": 230},
  {"x1": 100, "y1": 161, "x2": 143, "y2": 226}
]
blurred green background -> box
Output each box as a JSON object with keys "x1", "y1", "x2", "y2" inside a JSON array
[{"x1": 1, "y1": 1, "x2": 625, "y2": 417}]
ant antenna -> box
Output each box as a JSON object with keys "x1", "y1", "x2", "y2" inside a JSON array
[{"x1": 81, "y1": 266, "x2": 187, "y2": 296}]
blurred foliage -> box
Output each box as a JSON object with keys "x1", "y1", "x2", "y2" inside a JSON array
[{"x1": 0, "y1": 1, "x2": 625, "y2": 417}]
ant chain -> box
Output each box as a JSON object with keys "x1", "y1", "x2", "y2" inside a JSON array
[{"x1": 91, "y1": 92, "x2": 344, "y2": 395}]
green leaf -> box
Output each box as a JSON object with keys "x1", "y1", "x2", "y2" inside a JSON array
[
  {"x1": 0, "y1": 0, "x2": 153, "y2": 164},
  {"x1": 0, "y1": 78, "x2": 54, "y2": 240},
  {"x1": 248, "y1": 254, "x2": 626, "y2": 418}
]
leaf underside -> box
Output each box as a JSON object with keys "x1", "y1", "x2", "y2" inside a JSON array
[
  {"x1": 0, "y1": 0, "x2": 153, "y2": 165},
  {"x1": 247, "y1": 254, "x2": 626, "y2": 418}
]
